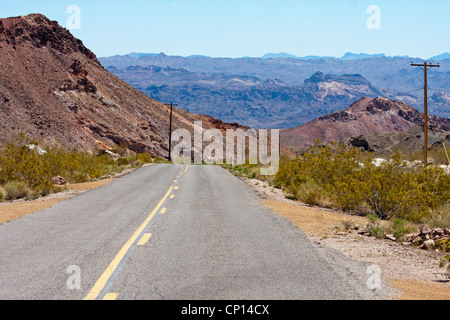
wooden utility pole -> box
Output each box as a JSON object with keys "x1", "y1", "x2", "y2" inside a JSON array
[
  {"x1": 165, "y1": 103, "x2": 178, "y2": 162},
  {"x1": 411, "y1": 62, "x2": 440, "y2": 167}
]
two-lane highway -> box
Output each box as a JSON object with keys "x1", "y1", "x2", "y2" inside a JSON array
[{"x1": 0, "y1": 164, "x2": 392, "y2": 300}]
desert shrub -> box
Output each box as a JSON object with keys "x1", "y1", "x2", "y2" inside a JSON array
[
  {"x1": 117, "y1": 153, "x2": 153, "y2": 168},
  {"x1": 356, "y1": 153, "x2": 419, "y2": 220},
  {"x1": 0, "y1": 186, "x2": 5, "y2": 201},
  {"x1": 295, "y1": 179, "x2": 329, "y2": 207},
  {"x1": 387, "y1": 218, "x2": 415, "y2": 241},
  {"x1": 43, "y1": 147, "x2": 116, "y2": 183},
  {"x1": 0, "y1": 141, "x2": 53, "y2": 190},
  {"x1": 426, "y1": 204, "x2": 450, "y2": 229},
  {"x1": 437, "y1": 239, "x2": 450, "y2": 277},
  {"x1": 0, "y1": 135, "x2": 126, "y2": 196},
  {"x1": 137, "y1": 153, "x2": 153, "y2": 164},
  {"x1": 273, "y1": 143, "x2": 450, "y2": 222},
  {"x1": 4, "y1": 181, "x2": 30, "y2": 200},
  {"x1": 117, "y1": 157, "x2": 129, "y2": 166},
  {"x1": 366, "y1": 213, "x2": 386, "y2": 238}
]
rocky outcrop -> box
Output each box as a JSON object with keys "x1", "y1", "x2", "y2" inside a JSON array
[
  {"x1": 280, "y1": 97, "x2": 450, "y2": 148},
  {"x1": 341, "y1": 125, "x2": 450, "y2": 155}
]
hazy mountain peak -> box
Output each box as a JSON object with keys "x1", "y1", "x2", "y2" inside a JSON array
[
  {"x1": 261, "y1": 52, "x2": 299, "y2": 59},
  {"x1": 340, "y1": 52, "x2": 386, "y2": 60},
  {"x1": 429, "y1": 52, "x2": 450, "y2": 61}
]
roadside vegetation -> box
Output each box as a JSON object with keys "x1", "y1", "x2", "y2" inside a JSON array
[
  {"x1": 225, "y1": 142, "x2": 450, "y2": 274},
  {"x1": 0, "y1": 134, "x2": 154, "y2": 202}
]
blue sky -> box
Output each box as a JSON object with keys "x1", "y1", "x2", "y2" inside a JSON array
[{"x1": 1, "y1": 0, "x2": 449, "y2": 58}]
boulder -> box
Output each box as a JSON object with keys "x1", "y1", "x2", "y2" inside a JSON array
[
  {"x1": 51, "y1": 176, "x2": 67, "y2": 186},
  {"x1": 385, "y1": 234, "x2": 397, "y2": 242},
  {"x1": 421, "y1": 239, "x2": 435, "y2": 250},
  {"x1": 432, "y1": 228, "x2": 444, "y2": 236},
  {"x1": 420, "y1": 226, "x2": 432, "y2": 235},
  {"x1": 411, "y1": 236, "x2": 423, "y2": 246},
  {"x1": 444, "y1": 228, "x2": 450, "y2": 236}
]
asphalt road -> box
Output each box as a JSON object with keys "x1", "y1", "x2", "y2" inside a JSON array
[{"x1": 0, "y1": 164, "x2": 395, "y2": 300}]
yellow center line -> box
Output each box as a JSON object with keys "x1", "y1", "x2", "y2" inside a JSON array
[
  {"x1": 160, "y1": 207, "x2": 167, "y2": 214},
  {"x1": 184, "y1": 165, "x2": 189, "y2": 173},
  {"x1": 170, "y1": 195, "x2": 175, "y2": 199},
  {"x1": 102, "y1": 293, "x2": 119, "y2": 300},
  {"x1": 137, "y1": 233, "x2": 152, "y2": 246},
  {"x1": 84, "y1": 185, "x2": 174, "y2": 300},
  {"x1": 174, "y1": 186, "x2": 179, "y2": 190}
]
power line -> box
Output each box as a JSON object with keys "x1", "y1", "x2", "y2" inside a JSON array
[
  {"x1": 165, "y1": 103, "x2": 179, "y2": 162},
  {"x1": 428, "y1": 88, "x2": 450, "y2": 94},
  {"x1": 395, "y1": 87, "x2": 425, "y2": 95},
  {"x1": 410, "y1": 62, "x2": 440, "y2": 167}
]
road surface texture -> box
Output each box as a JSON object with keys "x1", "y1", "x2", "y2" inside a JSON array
[{"x1": 0, "y1": 164, "x2": 397, "y2": 300}]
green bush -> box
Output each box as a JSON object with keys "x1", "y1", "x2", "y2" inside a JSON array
[
  {"x1": 273, "y1": 143, "x2": 450, "y2": 222},
  {"x1": 0, "y1": 135, "x2": 150, "y2": 198}
]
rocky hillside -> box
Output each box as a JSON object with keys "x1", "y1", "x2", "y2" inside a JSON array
[
  {"x1": 280, "y1": 97, "x2": 450, "y2": 148},
  {"x1": 341, "y1": 125, "x2": 450, "y2": 156},
  {"x1": 0, "y1": 14, "x2": 243, "y2": 157}
]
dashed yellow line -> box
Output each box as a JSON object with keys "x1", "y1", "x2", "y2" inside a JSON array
[
  {"x1": 170, "y1": 195, "x2": 175, "y2": 199},
  {"x1": 184, "y1": 165, "x2": 189, "y2": 173},
  {"x1": 84, "y1": 185, "x2": 174, "y2": 300},
  {"x1": 137, "y1": 233, "x2": 152, "y2": 246},
  {"x1": 160, "y1": 208, "x2": 167, "y2": 215},
  {"x1": 103, "y1": 293, "x2": 119, "y2": 300}
]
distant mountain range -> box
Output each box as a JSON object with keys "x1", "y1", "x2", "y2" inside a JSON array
[
  {"x1": 106, "y1": 65, "x2": 393, "y2": 128},
  {"x1": 99, "y1": 52, "x2": 449, "y2": 128},
  {"x1": 103, "y1": 61, "x2": 450, "y2": 128},
  {"x1": 118, "y1": 51, "x2": 450, "y2": 61}
]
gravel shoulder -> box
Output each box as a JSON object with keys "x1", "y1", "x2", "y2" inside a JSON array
[{"x1": 242, "y1": 177, "x2": 450, "y2": 300}]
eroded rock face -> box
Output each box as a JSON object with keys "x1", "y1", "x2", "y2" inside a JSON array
[
  {"x1": 0, "y1": 14, "x2": 245, "y2": 157},
  {"x1": 280, "y1": 96, "x2": 450, "y2": 148}
]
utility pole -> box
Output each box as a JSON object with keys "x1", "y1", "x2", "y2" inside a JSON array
[
  {"x1": 165, "y1": 103, "x2": 178, "y2": 162},
  {"x1": 411, "y1": 62, "x2": 440, "y2": 167}
]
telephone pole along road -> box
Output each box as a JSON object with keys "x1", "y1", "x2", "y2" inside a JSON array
[{"x1": 0, "y1": 164, "x2": 394, "y2": 300}]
